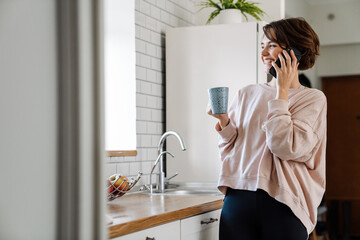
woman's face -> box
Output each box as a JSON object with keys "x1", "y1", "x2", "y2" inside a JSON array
[{"x1": 261, "y1": 30, "x2": 284, "y2": 74}]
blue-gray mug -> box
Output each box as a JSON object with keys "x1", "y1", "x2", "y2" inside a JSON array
[{"x1": 208, "y1": 87, "x2": 229, "y2": 114}]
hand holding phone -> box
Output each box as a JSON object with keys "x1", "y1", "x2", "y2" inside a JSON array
[{"x1": 269, "y1": 46, "x2": 302, "y2": 78}]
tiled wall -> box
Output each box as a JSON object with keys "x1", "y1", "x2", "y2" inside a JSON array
[{"x1": 105, "y1": 0, "x2": 196, "y2": 187}]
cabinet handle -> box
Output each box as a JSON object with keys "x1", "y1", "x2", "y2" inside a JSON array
[
  {"x1": 146, "y1": 237, "x2": 155, "y2": 240},
  {"x1": 201, "y1": 217, "x2": 218, "y2": 225}
]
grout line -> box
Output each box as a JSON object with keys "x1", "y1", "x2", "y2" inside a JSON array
[{"x1": 138, "y1": 2, "x2": 195, "y2": 25}]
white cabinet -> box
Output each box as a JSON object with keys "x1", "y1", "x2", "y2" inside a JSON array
[
  {"x1": 112, "y1": 209, "x2": 222, "y2": 240},
  {"x1": 181, "y1": 209, "x2": 222, "y2": 240},
  {"x1": 113, "y1": 220, "x2": 180, "y2": 240}
]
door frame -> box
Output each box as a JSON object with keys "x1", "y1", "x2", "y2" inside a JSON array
[{"x1": 57, "y1": 0, "x2": 106, "y2": 239}]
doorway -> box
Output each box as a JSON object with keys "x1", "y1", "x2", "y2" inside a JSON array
[{"x1": 322, "y1": 75, "x2": 360, "y2": 238}]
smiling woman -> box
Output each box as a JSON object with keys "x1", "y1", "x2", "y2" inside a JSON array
[{"x1": 104, "y1": 0, "x2": 136, "y2": 155}]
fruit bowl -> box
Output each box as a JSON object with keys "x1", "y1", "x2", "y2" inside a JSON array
[{"x1": 107, "y1": 172, "x2": 142, "y2": 201}]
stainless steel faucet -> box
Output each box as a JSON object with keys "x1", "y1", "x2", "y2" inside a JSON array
[
  {"x1": 149, "y1": 151, "x2": 174, "y2": 194},
  {"x1": 156, "y1": 131, "x2": 186, "y2": 193}
]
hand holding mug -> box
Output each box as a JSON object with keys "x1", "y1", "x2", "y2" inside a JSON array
[{"x1": 207, "y1": 87, "x2": 230, "y2": 128}]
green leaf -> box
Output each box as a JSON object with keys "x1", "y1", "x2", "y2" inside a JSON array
[{"x1": 206, "y1": 9, "x2": 221, "y2": 24}]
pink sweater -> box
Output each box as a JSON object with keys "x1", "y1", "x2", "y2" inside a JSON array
[{"x1": 216, "y1": 83, "x2": 327, "y2": 235}]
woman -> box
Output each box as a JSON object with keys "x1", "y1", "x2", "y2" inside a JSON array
[{"x1": 208, "y1": 18, "x2": 326, "y2": 240}]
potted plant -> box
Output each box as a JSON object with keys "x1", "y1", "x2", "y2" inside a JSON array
[{"x1": 199, "y1": 0, "x2": 266, "y2": 24}]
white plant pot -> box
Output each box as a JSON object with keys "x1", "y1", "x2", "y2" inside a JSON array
[{"x1": 218, "y1": 9, "x2": 243, "y2": 24}]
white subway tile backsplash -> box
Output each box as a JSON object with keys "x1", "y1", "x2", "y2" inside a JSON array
[
  {"x1": 136, "y1": 52, "x2": 141, "y2": 65},
  {"x1": 142, "y1": 161, "x2": 153, "y2": 174},
  {"x1": 147, "y1": 122, "x2": 158, "y2": 134},
  {"x1": 146, "y1": 43, "x2": 157, "y2": 56},
  {"x1": 170, "y1": 14, "x2": 179, "y2": 27},
  {"x1": 151, "y1": 83, "x2": 162, "y2": 96},
  {"x1": 136, "y1": 39, "x2": 146, "y2": 54},
  {"x1": 135, "y1": 25, "x2": 141, "y2": 38},
  {"x1": 152, "y1": 135, "x2": 161, "y2": 147},
  {"x1": 141, "y1": 81, "x2": 152, "y2": 95},
  {"x1": 137, "y1": 121, "x2": 147, "y2": 134},
  {"x1": 147, "y1": 95, "x2": 158, "y2": 108},
  {"x1": 141, "y1": 135, "x2": 152, "y2": 147},
  {"x1": 156, "y1": 46, "x2": 163, "y2": 59},
  {"x1": 129, "y1": 161, "x2": 142, "y2": 176},
  {"x1": 140, "y1": 54, "x2": 151, "y2": 68},
  {"x1": 165, "y1": 1, "x2": 175, "y2": 14},
  {"x1": 147, "y1": 69, "x2": 157, "y2": 83},
  {"x1": 156, "y1": 0, "x2": 166, "y2": 9},
  {"x1": 150, "y1": 5, "x2": 161, "y2": 20},
  {"x1": 160, "y1": 9, "x2": 170, "y2": 23},
  {"x1": 117, "y1": 162, "x2": 130, "y2": 176},
  {"x1": 146, "y1": 16, "x2": 157, "y2": 32},
  {"x1": 140, "y1": 0, "x2": 151, "y2": 15},
  {"x1": 157, "y1": 122, "x2": 164, "y2": 134},
  {"x1": 136, "y1": 148, "x2": 148, "y2": 161},
  {"x1": 151, "y1": 57, "x2": 162, "y2": 71},
  {"x1": 135, "y1": 11, "x2": 146, "y2": 27},
  {"x1": 151, "y1": 109, "x2": 162, "y2": 122},
  {"x1": 135, "y1": 0, "x2": 140, "y2": 10},
  {"x1": 140, "y1": 27, "x2": 151, "y2": 42},
  {"x1": 156, "y1": 71, "x2": 164, "y2": 84},
  {"x1": 136, "y1": 93, "x2": 147, "y2": 107},
  {"x1": 105, "y1": 163, "x2": 117, "y2": 177},
  {"x1": 148, "y1": 148, "x2": 158, "y2": 161},
  {"x1": 108, "y1": 0, "x2": 195, "y2": 185},
  {"x1": 136, "y1": 80, "x2": 141, "y2": 92},
  {"x1": 136, "y1": 66, "x2": 147, "y2": 80},
  {"x1": 150, "y1": 31, "x2": 161, "y2": 46},
  {"x1": 140, "y1": 107, "x2": 152, "y2": 121},
  {"x1": 156, "y1": 96, "x2": 164, "y2": 109}
]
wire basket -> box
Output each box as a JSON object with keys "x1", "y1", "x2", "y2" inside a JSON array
[{"x1": 107, "y1": 172, "x2": 142, "y2": 201}]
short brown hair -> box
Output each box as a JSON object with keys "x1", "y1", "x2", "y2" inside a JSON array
[{"x1": 263, "y1": 17, "x2": 320, "y2": 70}]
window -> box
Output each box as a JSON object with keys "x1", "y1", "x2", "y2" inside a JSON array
[{"x1": 104, "y1": 0, "x2": 136, "y2": 153}]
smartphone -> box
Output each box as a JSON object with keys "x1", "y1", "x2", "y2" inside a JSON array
[{"x1": 269, "y1": 46, "x2": 302, "y2": 78}]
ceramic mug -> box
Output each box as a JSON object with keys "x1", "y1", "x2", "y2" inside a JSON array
[{"x1": 208, "y1": 87, "x2": 229, "y2": 114}]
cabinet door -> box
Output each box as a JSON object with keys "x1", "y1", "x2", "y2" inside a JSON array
[
  {"x1": 113, "y1": 220, "x2": 180, "y2": 240},
  {"x1": 181, "y1": 209, "x2": 221, "y2": 240}
]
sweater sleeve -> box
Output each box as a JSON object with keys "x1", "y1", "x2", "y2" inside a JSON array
[
  {"x1": 215, "y1": 90, "x2": 240, "y2": 161},
  {"x1": 262, "y1": 92, "x2": 327, "y2": 162}
]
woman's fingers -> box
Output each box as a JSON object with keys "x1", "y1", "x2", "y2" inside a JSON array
[
  {"x1": 206, "y1": 102, "x2": 212, "y2": 115},
  {"x1": 289, "y1": 49, "x2": 298, "y2": 68},
  {"x1": 282, "y1": 50, "x2": 292, "y2": 69}
]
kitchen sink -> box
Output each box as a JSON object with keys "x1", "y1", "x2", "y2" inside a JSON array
[
  {"x1": 149, "y1": 189, "x2": 222, "y2": 196},
  {"x1": 142, "y1": 182, "x2": 223, "y2": 196}
]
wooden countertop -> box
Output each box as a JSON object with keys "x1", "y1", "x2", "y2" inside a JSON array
[{"x1": 107, "y1": 192, "x2": 224, "y2": 239}]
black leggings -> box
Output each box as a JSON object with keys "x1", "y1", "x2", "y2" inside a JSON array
[{"x1": 219, "y1": 188, "x2": 308, "y2": 240}]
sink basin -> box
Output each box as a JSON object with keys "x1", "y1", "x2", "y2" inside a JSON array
[
  {"x1": 149, "y1": 189, "x2": 222, "y2": 196},
  {"x1": 142, "y1": 182, "x2": 223, "y2": 196}
]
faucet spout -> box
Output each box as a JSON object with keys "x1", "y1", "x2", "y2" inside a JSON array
[
  {"x1": 152, "y1": 131, "x2": 187, "y2": 194},
  {"x1": 157, "y1": 130, "x2": 187, "y2": 153}
]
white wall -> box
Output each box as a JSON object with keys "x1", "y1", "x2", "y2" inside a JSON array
[
  {"x1": 285, "y1": 0, "x2": 309, "y2": 19},
  {"x1": 309, "y1": 0, "x2": 360, "y2": 46},
  {"x1": 0, "y1": 0, "x2": 57, "y2": 239},
  {"x1": 317, "y1": 43, "x2": 360, "y2": 77},
  {"x1": 285, "y1": 0, "x2": 360, "y2": 89},
  {"x1": 309, "y1": 0, "x2": 360, "y2": 80}
]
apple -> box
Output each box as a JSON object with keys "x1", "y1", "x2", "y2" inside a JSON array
[
  {"x1": 107, "y1": 180, "x2": 114, "y2": 194},
  {"x1": 109, "y1": 175, "x2": 130, "y2": 192}
]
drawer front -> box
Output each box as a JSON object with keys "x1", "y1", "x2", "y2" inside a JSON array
[
  {"x1": 181, "y1": 209, "x2": 221, "y2": 240},
  {"x1": 113, "y1": 220, "x2": 180, "y2": 240}
]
